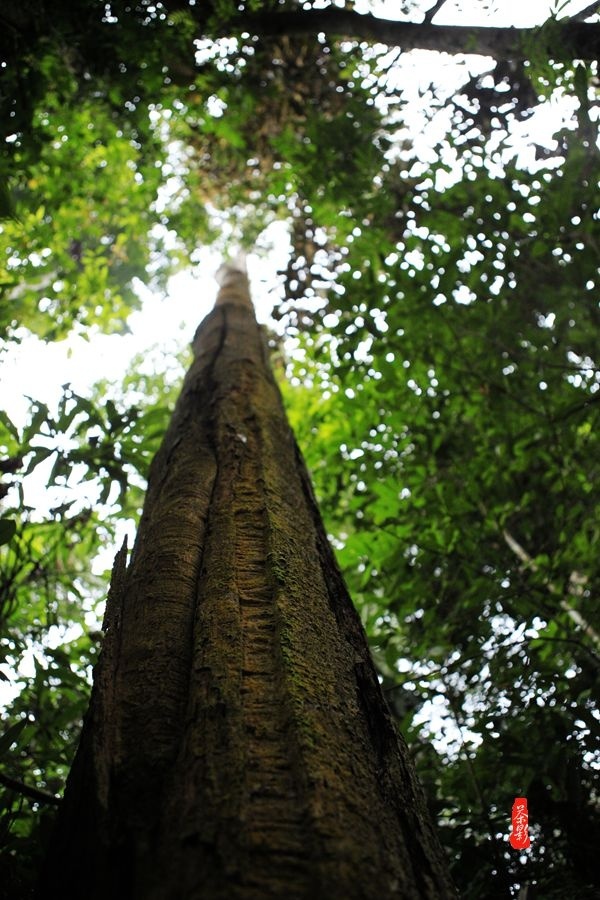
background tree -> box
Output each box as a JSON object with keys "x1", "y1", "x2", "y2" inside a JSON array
[{"x1": 1, "y1": 1, "x2": 599, "y2": 897}]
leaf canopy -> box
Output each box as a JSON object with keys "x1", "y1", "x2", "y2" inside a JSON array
[{"x1": 1, "y1": 1, "x2": 599, "y2": 897}]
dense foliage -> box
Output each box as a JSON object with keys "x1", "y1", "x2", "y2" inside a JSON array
[{"x1": 1, "y1": 1, "x2": 599, "y2": 897}]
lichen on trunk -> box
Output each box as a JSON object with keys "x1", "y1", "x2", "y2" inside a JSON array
[{"x1": 41, "y1": 265, "x2": 456, "y2": 899}]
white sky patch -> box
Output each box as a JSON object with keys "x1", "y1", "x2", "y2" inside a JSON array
[{"x1": 357, "y1": 0, "x2": 597, "y2": 26}]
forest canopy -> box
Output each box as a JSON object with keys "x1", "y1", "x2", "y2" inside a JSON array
[{"x1": 1, "y1": 1, "x2": 599, "y2": 898}]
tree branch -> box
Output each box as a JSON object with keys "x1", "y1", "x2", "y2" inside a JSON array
[
  {"x1": 234, "y1": 10, "x2": 600, "y2": 62},
  {"x1": 0, "y1": 771, "x2": 62, "y2": 806},
  {"x1": 423, "y1": 0, "x2": 449, "y2": 25},
  {"x1": 569, "y1": 1, "x2": 600, "y2": 22}
]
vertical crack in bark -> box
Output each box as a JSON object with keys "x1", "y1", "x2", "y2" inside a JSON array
[
  {"x1": 184, "y1": 305, "x2": 229, "y2": 680},
  {"x1": 233, "y1": 382, "x2": 311, "y2": 893}
]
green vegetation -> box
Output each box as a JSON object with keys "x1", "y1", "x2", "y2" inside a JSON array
[{"x1": 1, "y1": 1, "x2": 599, "y2": 897}]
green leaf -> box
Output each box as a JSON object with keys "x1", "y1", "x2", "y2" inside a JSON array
[
  {"x1": 573, "y1": 63, "x2": 589, "y2": 110},
  {"x1": 0, "y1": 718, "x2": 29, "y2": 757},
  {"x1": 23, "y1": 402, "x2": 50, "y2": 444},
  {"x1": 0, "y1": 410, "x2": 20, "y2": 441}
]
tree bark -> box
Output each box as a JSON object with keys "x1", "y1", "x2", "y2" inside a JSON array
[{"x1": 40, "y1": 266, "x2": 455, "y2": 899}]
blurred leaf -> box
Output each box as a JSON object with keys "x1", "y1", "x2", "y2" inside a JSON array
[
  {"x1": 0, "y1": 718, "x2": 29, "y2": 757},
  {"x1": 0, "y1": 519, "x2": 17, "y2": 545}
]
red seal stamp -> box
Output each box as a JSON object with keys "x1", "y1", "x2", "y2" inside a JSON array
[{"x1": 509, "y1": 797, "x2": 530, "y2": 850}]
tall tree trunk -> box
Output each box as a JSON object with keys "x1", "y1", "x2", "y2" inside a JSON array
[{"x1": 41, "y1": 266, "x2": 455, "y2": 899}]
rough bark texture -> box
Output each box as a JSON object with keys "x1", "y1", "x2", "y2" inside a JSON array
[{"x1": 41, "y1": 268, "x2": 456, "y2": 899}]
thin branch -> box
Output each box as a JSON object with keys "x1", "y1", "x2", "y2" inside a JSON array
[
  {"x1": 231, "y1": 10, "x2": 600, "y2": 62},
  {"x1": 389, "y1": 634, "x2": 600, "y2": 678},
  {"x1": 423, "y1": 0, "x2": 449, "y2": 25},
  {"x1": 569, "y1": 1, "x2": 600, "y2": 22},
  {"x1": 502, "y1": 528, "x2": 600, "y2": 649},
  {"x1": 442, "y1": 686, "x2": 514, "y2": 895},
  {"x1": 0, "y1": 771, "x2": 62, "y2": 806}
]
